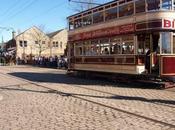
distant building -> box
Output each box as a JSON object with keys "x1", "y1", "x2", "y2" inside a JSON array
[
  {"x1": 47, "y1": 29, "x2": 68, "y2": 57},
  {"x1": 4, "y1": 26, "x2": 68, "y2": 61}
]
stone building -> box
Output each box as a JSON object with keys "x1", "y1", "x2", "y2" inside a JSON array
[
  {"x1": 47, "y1": 29, "x2": 68, "y2": 57},
  {"x1": 4, "y1": 26, "x2": 68, "y2": 61}
]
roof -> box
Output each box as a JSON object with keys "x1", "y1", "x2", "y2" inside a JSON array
[
  {"x1": 47, "y1": 29, "x2": 64, "y2": 38},
  {"x1": 15, "y1": 26, "x2": 49, "y2": 39}
]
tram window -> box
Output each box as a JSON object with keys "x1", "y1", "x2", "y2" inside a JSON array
[
  {"x1": 135, "y1": 0, "x2": 146, "y2": 13},
  {"x1": 74, "y1": 18, "x2": 82, "y2": 29},
  {"x1": 69, "y1": 21, "x2": 74, "y2": 30},
  {"x1": 93, "y1": 12, "x2": 104, "y2": 24},
  {"x1": 147, "y1": 0, "x2": 160, "y2": 11},
  {"x1": 99, "y1": 39, "x2": 110, "y2": 55},
  {"x1": 91, "y1": 40, "x2": 100, "y2": 55},
  {"x1": 119, "y1": 3, "x2": 134, "y2": 17},
  {"x1": 84, "y1": 41, "x2": 91, "y2": 56},
  {"x1": 105, "y1": 7, "x2": 118, "y2": 21},
  {"x1": 137, "y1": 35, "x2": 145, "y2": 54},
  {"x1": 83, "y1": 15, "x2": 92, "y2": 26},
  {"x1": 110, "y1": 38, "x2": 122, "y2": 54},
  {"x1": 75, "y1": 46, "x2": 83, "y2": 56},
  {"x1": 122, "y1": 42, "x2": 134, "y2": 54},
  {"x1": 161, "y1": 32, "x2": 171, "y2": 54},
  {"x1": 162, "y1": 0, "x2": 172, "y2": 10}
]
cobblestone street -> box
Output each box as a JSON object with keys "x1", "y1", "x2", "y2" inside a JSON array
[{"x1": 0, "y1": 66, "x2": 175, "y2": 130}]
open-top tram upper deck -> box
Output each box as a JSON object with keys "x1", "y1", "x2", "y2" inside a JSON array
[{"x1": 67, "y1": 0, "x2": 175, "y2": 77}]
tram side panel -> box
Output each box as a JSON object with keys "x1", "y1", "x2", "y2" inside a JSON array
[{"x1": 160, "y1": 55, "x2": 175, "y2": 76}]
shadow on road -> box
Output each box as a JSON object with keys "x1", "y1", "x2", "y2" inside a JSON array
[
  {"x1": 0, "y1": 84, "x2": 175, "y2": 106},
  {"x1": 8, "y1": 72, "x2": 162, "y2": 89}
]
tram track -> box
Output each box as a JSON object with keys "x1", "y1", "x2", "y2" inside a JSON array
[{"x1": 0, "y1": 68, "x2": 175, "y2": 128}]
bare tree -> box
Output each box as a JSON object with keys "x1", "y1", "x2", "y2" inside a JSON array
[{"x1": 29, "y1": 25, "x2": 49, "y2": 56}]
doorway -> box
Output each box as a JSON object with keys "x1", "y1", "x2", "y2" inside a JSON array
[{"x1": 137, "y1": 33, "x2": 160, "y2": 74}]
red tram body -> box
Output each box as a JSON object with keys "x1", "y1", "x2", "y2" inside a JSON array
[{"x1": 67, "y1": 0, "x2": 175, "y2": 84}]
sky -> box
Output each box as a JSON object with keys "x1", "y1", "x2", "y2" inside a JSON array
[{"x1": 0, "y1": 0, "x2": 112, "y2": 42}]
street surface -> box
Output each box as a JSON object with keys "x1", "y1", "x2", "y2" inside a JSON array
[{"x1": 0, "y1": 66, "x2": 175, "y2": 130}]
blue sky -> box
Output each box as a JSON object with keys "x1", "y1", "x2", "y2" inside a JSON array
[{"x1": 0, "y1": 0, "x2": 112, "y2": 42}]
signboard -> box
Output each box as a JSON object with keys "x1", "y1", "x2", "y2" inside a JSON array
[
  {"x1": 69, "y1": 24, "x2": 135, "y2": 41},
  {"x1": 162, "y1": 19, "x2": 175, "y2": 29}
]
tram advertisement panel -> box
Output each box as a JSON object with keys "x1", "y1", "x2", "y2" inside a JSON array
[
  {"x1": 160, "y1": 55, "x2": 175, "y2": 76},
  {"x1": 69, "y1": 24, "x2": 134, "y2": 42}
]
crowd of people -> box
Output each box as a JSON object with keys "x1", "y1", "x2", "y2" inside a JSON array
[{"x1": 16, "y1": 55, "x2": 68, "y2": 69}]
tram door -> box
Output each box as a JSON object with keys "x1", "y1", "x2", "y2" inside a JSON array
[{"x1": 138, "y1": 33, "x2": 160, "y2": 74}]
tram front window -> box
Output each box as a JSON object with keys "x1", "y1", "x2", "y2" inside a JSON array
[
  {"x1": 161, "y1": 32, "x2": 171, "y2": 54},
  {"x1": 162, "y1": 0, "x2": 172, "y2": 10}
]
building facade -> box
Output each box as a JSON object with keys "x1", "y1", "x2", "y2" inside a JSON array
[
  {"x1": 5, "y1": 27, "x2": 68, "y2": 61},
  {"x1": 47, "y1": 29, "x2": 68, "y2": 57}
]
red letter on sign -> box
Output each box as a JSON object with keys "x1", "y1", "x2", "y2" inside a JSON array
[
  {"x1": 172, "y1": 20, "x2": 175, "y2": 28},
  {"x1": 164, "y1": 19, "x2": 171, "y2": 28}
]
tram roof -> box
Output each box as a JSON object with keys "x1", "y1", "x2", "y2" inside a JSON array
[{"x1": 67, "y1": 0, "x2": 120, "y2": 19}]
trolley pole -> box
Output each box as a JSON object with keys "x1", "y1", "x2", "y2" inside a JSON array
[{"x1": 68, "y1": 0, "x2": 101, "y2": 9}]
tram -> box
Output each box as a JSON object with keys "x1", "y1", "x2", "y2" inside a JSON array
[{"x1": 67, "y1": 0, "x2": 175, "y2": 85}]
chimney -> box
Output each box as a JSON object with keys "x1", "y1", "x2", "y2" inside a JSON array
[{"x1": 12, "y1": 31, "x2": 16, "y2": 39}]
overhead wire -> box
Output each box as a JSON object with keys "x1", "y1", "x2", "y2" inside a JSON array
[
  {"x1": 0, "y1": 0, "x2": 39, "y2": 24},
  {"x1": 17, "y1": 1, "x2": 66, "y2": 28},
  {"x1": 0, "y1": 0, "x2": 23, "y2": 18}
]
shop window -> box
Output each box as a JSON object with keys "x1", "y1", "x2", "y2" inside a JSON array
[
  {"x1": 161, "y1": 32, "x2": 171, "y2": 54},
  {"x1": 162, "y1": 0, "x2": 172, "y2": 10},
  {"x1": 42, "y1": 41, "x2": 45, "y2": 44},
  {"x1": 147, "y1": 0, "x2": 160, "y2": 11},
  {"x1": 135, "y1": 0, "x2": 146, "y2": 13},
  {"x1": 83, "y1": 15, "x2": 92, "y2": 26},
  {"x1": 19, "y1": 41, "x2": 23, "y2": 47},
  {"x1": 35, "y1": 41, "x2": 38, "y2": 44},
  {"x1": 60, "y1": 42, "x2": 63, "y2": 49},
  {"x1": 105, "y1": 7, "x2": 118, "y2": 21},
  {"x1": 53, "y1": 42, "x2": 55, "y2": 47},
  {"x1": 24, "y1": 41, "x2": 27, "y2": 47},
  {"x1": 55, "y1": 42, "x2": 59, "y2": 47},
  {"x1": 119, "y1": 3, "x2": 134, "y2": 17},
  {"x1": 93, "y1": 12, "x2": 104, "y2": 24}
]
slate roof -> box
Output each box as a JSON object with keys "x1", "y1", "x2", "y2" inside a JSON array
[{"x1": 47, "y1": 29, "x2": 64, "y2": 38}]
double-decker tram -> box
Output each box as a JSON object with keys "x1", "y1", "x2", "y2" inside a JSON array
[{"x1": 67, "y1": 0, "x2": 175, "y2": 87}]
